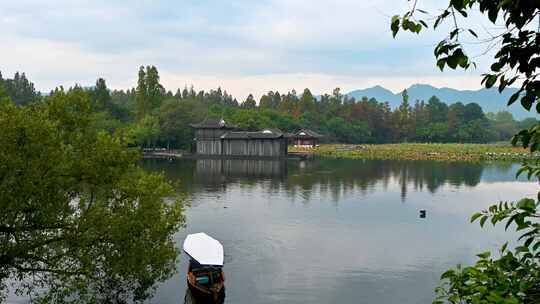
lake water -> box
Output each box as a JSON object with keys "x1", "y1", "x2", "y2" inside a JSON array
[{"x1": 143, "y1": 158, "x2": 538, "y2": 304}]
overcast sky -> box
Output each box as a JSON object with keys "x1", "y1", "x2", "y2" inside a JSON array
[{"x1": 1, "y1": 0, "x2": 495, "y2": 100}]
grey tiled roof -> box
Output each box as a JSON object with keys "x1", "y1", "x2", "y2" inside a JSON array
[
  {"x1": 293, "y1": 129, "x2": 324, "y2": 138},
  {"x1": 190, "y1": 117, "x2": 237, "y2": 129},
  {"x1": 260, "y1": 128, "x2": 283, "y2": 136},
  {"x1": 283, "y1": 132, "x2": 295, "y2": 138},
  {"x1": 221, "y1": 129, "x2": 284, "y2": 139}
]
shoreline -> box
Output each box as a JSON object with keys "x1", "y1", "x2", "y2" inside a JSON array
[{"x1": 290, "y1": 143, "x2": 538, "y2": 162}]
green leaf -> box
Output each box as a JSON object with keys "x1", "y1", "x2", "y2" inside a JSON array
[
  {"x1": 516, "y1": 198, "x2": 535, "y2": 211},
  {"x1": 506, "y1": 214, "x2": 518, "y2": 230},
  {"x1": 507, "y1": 91, "x2": 520, "y2": 105},
  {"x1": 519, "y1": 229, "x2": 538, "y2": 241},
  {"x1": 501, "y1": 242, "x2": 508, "y2": 253},
  {"x1": 521, "y1": 93, "x2": 534, "y2": 111},
  {"x1": 436, "y1": 58, "x2": 446, "y2": 70},
  {"x1": 516, "y1": 166, "x2": 527, "y2": 178},
  {"x1": 488, "y1": 8, "x2": 498, "y2": 23},
  {"x1": 440, "y1": 269, "x2": 455, "y2": 279},
  {"x1": 480, "y1": 215, "x2": 488, "y2": 227},
  {"x1": 414, "y1": 23, "x2": 423, "y2": 33},
  {"x1": 447, "y1": 55, "x2": 459, "y2": 69},
  {"x1": 471, "y1": 212, "x2": 483, "y2": 223},
  {"x1": 490, "y1": 62, "x2": 503, "y2": 72},
  {"x1": 498, "y1": 75, "x2": 507, "y2": 93},
  {"x1": 516, "y1": 245, "x2": 529, "y2": 253},
  {"x1": 434, "y1": 17, "x2": 442, "y2": 28},
  {"x1": 450, "y1": 29, "x2": 459, "y2": 40},
  {"x1": 402, "y1": 18, "x2": 410, "y2": 31},
  {"x1": 477, "y1": 251, "x2": 490, "y2": 259},
  {"x1": 524, "y1": 237, "x2": 535, "y2": 247},
  {"x1": 533, "y1": 241, "x2": 540, "y2": 251},
  {"x1": 468, "y1": 29, "x2": 478, "y2": 38},
  {"x1": 391, "y1": 15, "x2": 400, "y2": 38},
  {"x1": 485, "y1": 75, "x2": 498, "y2": 88},
  {"x1": 450, "y1": 0, "x2": 464, "y2": 9},
  {"x1": 458, "y1": 55, "x2": 468, "y2": 68}
]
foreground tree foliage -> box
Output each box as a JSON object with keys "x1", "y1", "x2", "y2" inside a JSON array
[
  {"x1": 392, "y1": 1, "x2": 540, "y2": 303},
  {"x1": 0, "y1": 87, "x2": 184, "y2": 302}
]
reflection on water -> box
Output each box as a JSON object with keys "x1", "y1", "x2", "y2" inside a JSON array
[
  {"x1": 196, "y1": 159, "x2": 287, "y2": 178},
  {"x1": 195, "y1": 159, "x2": 287, "y2": 186},
  {"x1": 183, "y1": 288, "x2": 225, "y2": 304},
  {"x1": 142, "y1": 158, "x2": 537, "y2": 304},
  {"x1": 143, "y1": 158, "x2": 524, "y2": 202}
]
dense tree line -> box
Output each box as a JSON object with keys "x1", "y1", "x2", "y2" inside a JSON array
[{"x1": 1, "y1": 67, "x2": 537, "y2": 149}]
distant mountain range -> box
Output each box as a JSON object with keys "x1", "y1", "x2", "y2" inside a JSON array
[{"x1": 345, "y1": 84, "x2": 537, "y2": 119}]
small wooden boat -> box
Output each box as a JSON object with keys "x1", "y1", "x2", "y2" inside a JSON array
[{"x1": 183, "y1": 233, "x2": 225, "y2": 303}]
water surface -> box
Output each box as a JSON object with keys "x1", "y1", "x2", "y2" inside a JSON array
[{"x1": 143, "y1": 158, "x2": 537, "y2": 304}]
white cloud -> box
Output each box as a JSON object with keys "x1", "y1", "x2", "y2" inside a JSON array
[
  {"x1": 0, "y1": 0, "x2": 496, "y2": 98},
  {"x1": 0, "y1": 33, "x2": 140, "y2": 91}
]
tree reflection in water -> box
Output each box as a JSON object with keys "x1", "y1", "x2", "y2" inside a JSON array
[{"x1": 142, "y1": 158, "x2": 520, "y2": 203}]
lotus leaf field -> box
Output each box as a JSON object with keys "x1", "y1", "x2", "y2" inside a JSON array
[{"x1": 291, "y1": 143, "x2": 538, "y2": 162}]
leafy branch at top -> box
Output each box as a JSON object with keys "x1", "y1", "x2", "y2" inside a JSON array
[{"x1": 392, "y1": 1, "x2": 540, "y2": 126}]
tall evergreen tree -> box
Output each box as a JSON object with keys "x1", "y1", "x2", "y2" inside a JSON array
[
  {"x1": 272, "y1": 91, "x2": 282, "y2": 109},
  {"x1": 92, "y1": 78, "x2": 111, "y2": 110},
  {"x1": 242, "y1": 94, "x2": 256, "y2": 109},
  {"x1": 299, "y1": 88, "x2": 316, "y2": 113},
  {"x1": 0, "y1": 79, "x2": 8, "y2": 103},
  {"x1": 397, "y1": 89, "x2": 411, "y2": 140},
  {"x1": 426, "y1": 96, "x2": 448, "y2": 123},
  {"x1": 135, "y1": 66, "x2": 148, "y2": 119},
  {"x1": 330, "y1": 87, "x2": 342, "y2": 106},
  {"x1": 182, "y1": 86, "x2": 189, "y2": 99},
  {"x1": 448, "y1": 102, "x2": 466, "y2": 136},
  {"x1": 145, "y1": 66, "x2": 164, "y2": 110},
  {"x1": 259, "y1": 91, "x2": 275, "y2": 109}
]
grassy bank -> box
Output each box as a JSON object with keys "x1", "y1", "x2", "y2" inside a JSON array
[{"x1": 290, "y1": 143, "x2": 538, "y2": 162}]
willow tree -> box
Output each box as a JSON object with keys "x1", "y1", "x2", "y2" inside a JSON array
[
  {"x1": 392, "y1": 1, "x2": 540, "y2": 303},
  {"x1": 0, "y1": 88, "x2": 184, "y2": 303}
]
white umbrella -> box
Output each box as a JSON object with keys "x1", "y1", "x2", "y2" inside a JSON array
[{"x1": 183, "y1": 232, "x2": 224, "y2": 266}]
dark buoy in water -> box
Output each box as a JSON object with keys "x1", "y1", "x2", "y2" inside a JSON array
[{"x1": 419, "y1": 210, "x2": 426, "y2": 218}]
